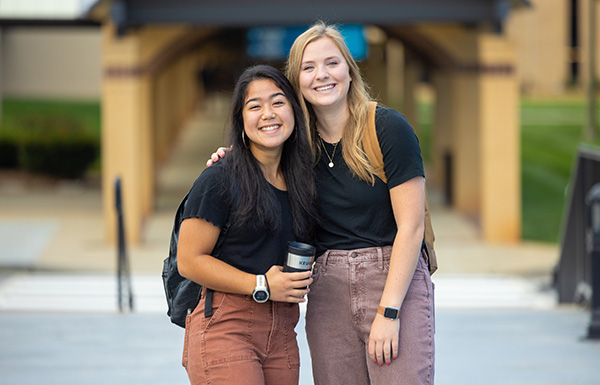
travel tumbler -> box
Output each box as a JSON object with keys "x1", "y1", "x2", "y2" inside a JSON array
[{"x1": 283, "y1": 241, "x2": 316, "y2": 272}]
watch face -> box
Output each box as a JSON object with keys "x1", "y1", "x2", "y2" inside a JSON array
[
  {"x1": 384, "y1": 307, "x2": 399, "y2": 319},
  {"x1": 253, "y1": 290, "x2": 269, "y2": 303}
]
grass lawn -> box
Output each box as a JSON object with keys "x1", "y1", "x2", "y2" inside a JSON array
[{"x1": 520, "y1": 99, "x2": 600, "y2": 243}]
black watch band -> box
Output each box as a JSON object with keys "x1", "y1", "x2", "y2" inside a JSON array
[{"x1": 264, "y1": 274, "x2": 271, "y2": 295}]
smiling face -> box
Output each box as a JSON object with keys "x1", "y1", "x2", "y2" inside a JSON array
[
  {"x1": 298, "y1": 36, "x2": 352, "y2": 111},
  {"x1": 242, "y1": 78, "x2": 295, "y2": 154}
]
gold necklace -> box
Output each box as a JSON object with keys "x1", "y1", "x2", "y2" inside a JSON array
[{"x1": 320, "y1": 137, "x2": 339, "y2": 168}]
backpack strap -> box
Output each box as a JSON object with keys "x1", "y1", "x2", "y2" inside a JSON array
[
  {"x1": 361, "y1": 101, "x2": 438, "y2": 275},
  {"x1": 203, "y1": 218, "x2": 231, "y2": 317},
  {"x1": 363, "y1": 101, "x2": 387, "y2": 183},
  {"x1": 204, "y1": 289, "x2": 213, "y2": 317}
]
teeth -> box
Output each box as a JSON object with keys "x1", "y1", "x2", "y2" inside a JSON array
[
  {"x1": 261, "y1": 125, "x2": 280, "y2": 131},
  {"x1": 316, "y1": 85, "x2": 334, "y2": 91}
]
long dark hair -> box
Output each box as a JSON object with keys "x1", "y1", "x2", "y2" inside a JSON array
[{"x1": 223, "y1": 64, "x2": 317, "y2": 241}]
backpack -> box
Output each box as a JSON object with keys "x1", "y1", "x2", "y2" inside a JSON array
[
  {"x1": 161, "y1": 192, "x2": 203, "y2": 328},
  {"x1": 362, "y1": 101, "x2": 438, "y2": 275}
]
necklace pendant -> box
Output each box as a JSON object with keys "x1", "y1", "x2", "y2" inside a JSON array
[{"x1": 328, "y1": 162, "x2": 334, "y2": 168}]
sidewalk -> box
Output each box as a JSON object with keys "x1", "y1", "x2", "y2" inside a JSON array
[{"x1": 0, "y1": 104, "x2": 598, "y2": 384}]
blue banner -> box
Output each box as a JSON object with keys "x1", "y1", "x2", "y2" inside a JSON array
[{"x1": 247, "y1": 25, "x2": 367, "y2": 61}]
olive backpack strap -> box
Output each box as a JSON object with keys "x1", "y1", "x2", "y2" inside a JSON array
[{"x1": 362, "y1": 101, "x2": 438, "y2": 275}]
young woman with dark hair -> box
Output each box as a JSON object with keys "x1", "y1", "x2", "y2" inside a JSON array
[{"x1": 177, "y1": 64, "x2": 318, "y2": 385}]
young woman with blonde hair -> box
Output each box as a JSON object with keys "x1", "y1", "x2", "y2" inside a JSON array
[{"x1": 285, "y1": 22, "x2": 435, "y2": 385}]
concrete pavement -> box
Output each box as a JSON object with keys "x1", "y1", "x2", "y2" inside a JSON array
[
  {"x1": 1, "y1": 305, "x2": 598, "y2": 385},
  {"x1": 0, "y1": 104, "x2": 598, "y2": 384}
]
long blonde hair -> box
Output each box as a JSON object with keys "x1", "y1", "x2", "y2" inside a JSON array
[{"x1": 286, "y1": 21, "x2": 377, "y2": 184}]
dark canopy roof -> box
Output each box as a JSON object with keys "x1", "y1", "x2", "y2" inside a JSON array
[{"x1": 88, "y1": 0, "x2": 530, "y2": 33}]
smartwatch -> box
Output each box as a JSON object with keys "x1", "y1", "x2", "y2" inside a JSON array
[
  {"x1": 252, "y1": 275, "x2": 270, "y2": 303},
  {"x1": 377, "y1": 306, "x2": 400, "y2": 320}
]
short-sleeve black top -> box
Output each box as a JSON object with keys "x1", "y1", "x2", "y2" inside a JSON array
[
  {"x1": 314, "y1": 105, "x2": 424, "y2": 255},
  {"x1": 182, "y1": 161, "x2": 294, "y2": 275}
]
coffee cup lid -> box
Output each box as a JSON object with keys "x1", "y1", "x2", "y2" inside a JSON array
[{"x1": 288, "y1": 241, "x2": 315, "y2": 255}]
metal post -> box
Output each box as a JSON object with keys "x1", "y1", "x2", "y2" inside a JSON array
[
  {"x1": 115, "y1": 177, "x2": 134, "y2": 312},
  {"x1": 586, "y1": 183, "x2": 600, "y2": 339}
]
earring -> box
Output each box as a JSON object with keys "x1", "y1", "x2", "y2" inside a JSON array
[{"x1": 241, "y1": 130, "x2": 250, "y2": 149}]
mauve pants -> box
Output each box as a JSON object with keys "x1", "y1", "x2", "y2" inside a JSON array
[
  {"x1": 305, "y1": 246, "x2": 435, "y2": 385},
  {"x1": 183, "y1": 289, "x2": 300, "y2": 385}
]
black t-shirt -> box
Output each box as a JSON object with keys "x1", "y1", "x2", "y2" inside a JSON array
[
  {"x1": 314, "y1": 105, "x2": 424, "y2": 255},
  {"x1": 182, "y1": 162, "x2": 294, "y2": 275}
]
